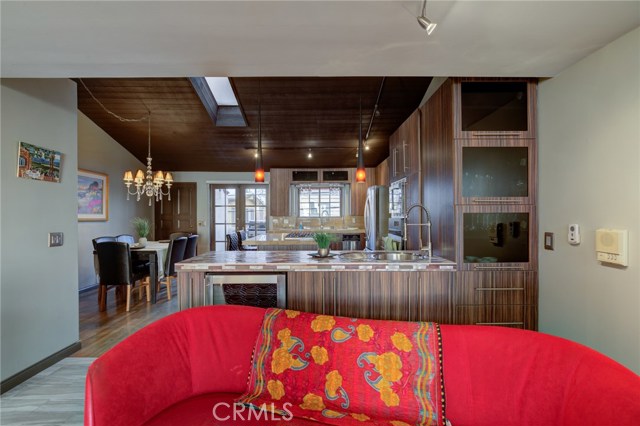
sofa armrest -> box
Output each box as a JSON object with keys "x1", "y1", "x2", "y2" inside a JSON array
[{"x1": 84, "y1": 305, "x2": 266, "y2": 426}]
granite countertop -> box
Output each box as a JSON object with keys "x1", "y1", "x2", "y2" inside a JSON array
[{"x1": 177, "y1": 250, "x2": 456, "y2": 272}]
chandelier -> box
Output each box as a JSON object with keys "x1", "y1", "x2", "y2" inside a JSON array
[{"x1": 123, "y1": 114, "x2": 173, "y2": 205}]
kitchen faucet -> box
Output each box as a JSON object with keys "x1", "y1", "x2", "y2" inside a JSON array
[
  {"x1": 403, "y1": 204, "x2": 432, "y2": 259},
  {"x1": 320, "y1": 210, "x2": 329, "y2": 228}
]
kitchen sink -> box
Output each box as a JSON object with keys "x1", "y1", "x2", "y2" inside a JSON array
[
  {"x1": 339, "y1": 251, "x2": 426, "y2": 262},
  {"x1": 338, "y1": 252, "x2": 373, "y2": 261},
  {"x1": 371, "y1": 252, "x2": 425, "y2": 261}
]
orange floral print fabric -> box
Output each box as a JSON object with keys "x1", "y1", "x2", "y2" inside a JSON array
[{"x1": 236, "y1": 308, "x2": 445, "y2": 426}]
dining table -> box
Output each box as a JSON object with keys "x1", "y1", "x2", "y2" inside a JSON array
[
  {"x1": 94, "y1": 240, "x2": 169, "y2": 305},
  {"x1": 130, "y1": 241, "x2": 169, "y2": 304}
]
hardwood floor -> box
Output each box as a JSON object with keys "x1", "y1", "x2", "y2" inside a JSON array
[{"x1": 74, "y1": 283, "x2": 179, "y2": 357}]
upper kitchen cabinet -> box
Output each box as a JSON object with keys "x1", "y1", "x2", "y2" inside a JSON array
[
  {"x1": 453, "y1": 78, "x2": 537, "y2": 140},
  {"x1": 455, "y1": 138, "x2": 536, "y2": 205},
  {"x1": 389, "y1": 110, "x2": 420, "y2": 182},
  {"x1": 269, "y1": 168, "x2": 292, "y2": 216}
]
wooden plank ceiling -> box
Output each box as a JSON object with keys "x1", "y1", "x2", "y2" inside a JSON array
[{"x1": 77, "y1": 77, "x2": 432, "y2": 172}]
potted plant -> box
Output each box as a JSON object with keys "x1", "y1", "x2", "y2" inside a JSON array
[
  {"x1": 131, "y1": 217, "x2": 150, "y2": 246},
  {"x1": 313, "y1": 232, "x2": 334, "y2": 257}
]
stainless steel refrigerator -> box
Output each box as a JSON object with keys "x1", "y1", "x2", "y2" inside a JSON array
[{"x1": 364, "y1": 185, "x2": 389, "y2": 251}]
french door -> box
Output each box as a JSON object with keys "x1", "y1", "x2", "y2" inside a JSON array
[{"x1": 210, "y1": 184, "x2": 269, "y2": 251}]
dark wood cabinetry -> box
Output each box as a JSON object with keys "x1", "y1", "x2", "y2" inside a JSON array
[
  {"x1": 419, "y1": 77, "x2": 538, "y2": 330},
  {"x1": 454, "y1": 271, "x2": 537, "y2": 329},
  {"x1": 287, "y1": 271, "x2": 455, "y2": 323},
  {"x1": 287, "y1": 271, "x2": 336, "y2": 315},
  {"x1": 389, "y1": 110, "x2": 420, "y2": 182},
  {"x1": 455, "y1": 138, "x2": 536, "y2": 205},
  {"x1": 269, "y1": 168, "x2": 292, "y2": 216},
  {"x1": 453, "y1": 78, "x2": 537, "y2": 139}
]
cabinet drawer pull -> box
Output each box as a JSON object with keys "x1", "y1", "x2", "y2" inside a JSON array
[
  {"x1": 332, "y1": 276, "x2": 337, "y2": 315},
  {"x1": 471, "y1": 199, "x2": 521, "y2": 204},
  {"x1": 475, "y1": 322, "x2": 524, "y2": 326},
  {"x1": 471, "y1": 132, "x2": 522, "y2": 137},
  {"x1": 475, "y1": 287, "x2": 524, "y2": 291},
  {"x1": 473, "y1": 266, "x2": 526, "y2": 271},
  {"x1": 322, "y1": 276, "x2": 325, "y2": 314},
  {"x1": 403, "y1": 141, "x2": 408, "y2": 172}
]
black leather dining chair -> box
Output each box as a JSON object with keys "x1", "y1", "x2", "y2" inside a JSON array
[
  {"x1": 92, "y1": 236, "x2": 116, "y2": 250},
  {"x1": 95, "y1": 242, "x2": 150, "y2": 312},
  {"x1": 159, "y1": 237, "x2": 187, "y2": 300},
  {"x1": 184, "y1": 234, "x2": 199, "y2": 259},
  {"x1": 169, "y1": 232, "x2": 190, "y2": 240},
  {"x1": 115, "y1": 234, "x2": 135, "y2": 245},
  {"x1": 237, "y1": 230, "x2": 258, "y2": 251},
  {"x1": 225, "y1": 232, "x2": 240, "y2": 251}
]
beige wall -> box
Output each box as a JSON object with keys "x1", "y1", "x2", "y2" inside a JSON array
[
  {"x1": 1, "y1": 79, "x2": 79, "y2": 380},
  {"x1": 77, "y1": 111, "x2": 152, "y2": 290},
  {"x1": 538, "y1": 27, "x2": 640, "y2": 373}
]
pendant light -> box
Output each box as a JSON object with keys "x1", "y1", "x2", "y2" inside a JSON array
[
  {"x1": 254, "y1": 84, "x2": 265, "y2": 183},
  {"x1": 355, "y1": 97, "x2": 366, "y2": 183}
]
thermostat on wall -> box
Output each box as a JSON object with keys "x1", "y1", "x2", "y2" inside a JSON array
[{"x1": 595, "y1": 229, "x2": 628, "y2": 266}]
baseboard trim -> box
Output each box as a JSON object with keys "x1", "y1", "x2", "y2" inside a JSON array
[
  {"x1": 0, "y1": 341, "x2": 82, "y2": 394},
  {"x1": 79, "y1": 284, "x2": 98, "y2": 294}
]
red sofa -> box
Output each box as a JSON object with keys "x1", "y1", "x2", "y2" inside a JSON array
[{"x1": 84, "y1": 305, "x2": 640, "y2": 426}]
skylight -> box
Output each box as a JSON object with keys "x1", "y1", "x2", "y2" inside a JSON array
[{"x1": 205, "y1": 77, "x2": 238, "y2": 106}]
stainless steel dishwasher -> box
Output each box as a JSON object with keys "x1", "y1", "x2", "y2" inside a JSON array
[{"x1": 204, "y1": 273, "x2": 286, "y2": 308}]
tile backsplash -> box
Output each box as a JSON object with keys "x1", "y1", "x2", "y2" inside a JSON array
[{"x1": 270, "y1": 216, "x2": 364, "y2": 230}]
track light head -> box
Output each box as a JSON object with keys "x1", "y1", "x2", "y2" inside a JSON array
[{"x1": 417, "y1": 15, "x2": 437, "y2": 35}]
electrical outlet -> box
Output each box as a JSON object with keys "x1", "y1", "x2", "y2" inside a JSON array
[{"x1": 48, "y1": 232, "x2": 64, "y2": 247}]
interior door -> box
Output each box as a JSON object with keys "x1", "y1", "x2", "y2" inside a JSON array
[
  {"x1": 154, "y1": 182, "x2": 197, "y2": 240},
  {"x1": 210, "y1": 184, "x2": 269, "y2": 251}
]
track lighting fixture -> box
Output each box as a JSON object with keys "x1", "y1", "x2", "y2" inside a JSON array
[{"x1": 417, "y1": 0, "x2": 437, "y2": 35}]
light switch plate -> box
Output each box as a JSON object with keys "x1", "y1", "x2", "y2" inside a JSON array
[
  {"x1": 544, "y1": 232, "x2": 554, "y2": 250},
  {"x1": 48, "y1": 232, "x2": 64, "y2": 247}
]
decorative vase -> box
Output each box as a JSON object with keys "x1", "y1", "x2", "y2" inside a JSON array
[
  {"x1": 138, "y1": 237, "x2": 147, "y2": 247},
  {"x1": 317, "y1": 247, "x2": 330, "y2": 257}
]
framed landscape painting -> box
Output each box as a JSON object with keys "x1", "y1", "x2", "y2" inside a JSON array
[
  {"x1": 17, "y1": 141, "x2": 63, "y2": 183},
  {"x1": 78, "y1": 169, "x2": 109, "y2": 221}
]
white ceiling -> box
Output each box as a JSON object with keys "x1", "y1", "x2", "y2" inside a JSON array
[{"x1": 1, "y1": 1, "x2": 639, "y2": 78}]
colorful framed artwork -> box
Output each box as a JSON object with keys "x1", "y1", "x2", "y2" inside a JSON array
[
  {"x1": 78, "y1": 169, "x2": 109, "y2": 221},
  {"x1": 17, "y1": 141, "x2": 63, "y2": 183}
]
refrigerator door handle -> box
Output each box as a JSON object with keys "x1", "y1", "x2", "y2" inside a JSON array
[{"x1": 364, "y1": 196, "x2": 371, "y2": 247}]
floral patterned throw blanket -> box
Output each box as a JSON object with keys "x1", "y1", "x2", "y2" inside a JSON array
[{"x1": 236, "y1": 308, "x2": 445, "y2": 426}]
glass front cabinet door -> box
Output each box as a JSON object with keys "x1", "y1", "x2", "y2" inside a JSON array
[
  {"x1": 456, "y1": 205, "x2": 537, "y2": 271},
  {"x1": 456, "y1": 138, "x2": 536, "y2": 205},
  {"x1": 453, "y1": 78, "x2": 537, "y2": 139}
]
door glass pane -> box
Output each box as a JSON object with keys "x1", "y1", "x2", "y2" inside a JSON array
[
  {"x1": 213, "y1": 187, "x2": 237, "y2": 251},
  {"x1": 245, "y1": 187, "x2": 267, "y2": 239}
]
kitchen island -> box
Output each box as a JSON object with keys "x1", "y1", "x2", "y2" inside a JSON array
[{"x1": 176, "y1": 250, "x2": 456, "y2": 323}]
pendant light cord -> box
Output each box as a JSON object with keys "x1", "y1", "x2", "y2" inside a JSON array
[{"x1": 79, "y1": 78, "x2": 149, "y2": 123}]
